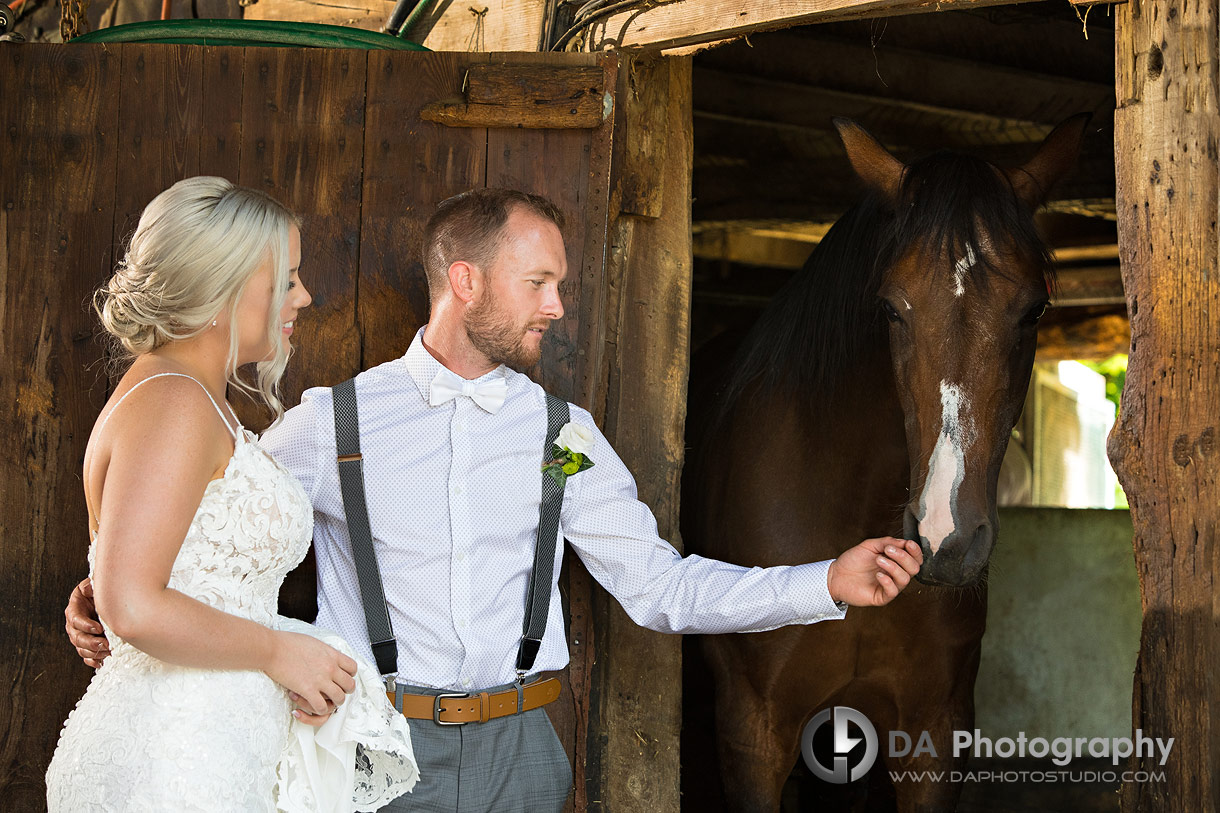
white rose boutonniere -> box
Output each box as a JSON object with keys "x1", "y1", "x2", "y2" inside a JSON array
[{"x1": 542, "y1": 421, "x2": 596, "y2": 486}]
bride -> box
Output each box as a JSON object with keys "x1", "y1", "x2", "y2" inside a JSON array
[{"x1": 45, "y1": 177, "x2": 418, "y2": 812}]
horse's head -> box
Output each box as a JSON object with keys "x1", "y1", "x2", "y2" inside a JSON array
[{"x1": 835, "y1": 117, "x2": 1088, "y2": 587}]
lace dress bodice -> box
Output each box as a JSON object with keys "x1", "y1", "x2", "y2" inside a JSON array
[
  {"x1": 89, "y1": 424, "x2": 313, "y2": 654},
  {"x1": 47, "y1": 374, "x2": 418, "y2": 812}
]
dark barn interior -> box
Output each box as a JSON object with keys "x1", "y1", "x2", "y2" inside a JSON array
[{"x1": 679, "y1": 4, "x2": 1124, "y2": 811}]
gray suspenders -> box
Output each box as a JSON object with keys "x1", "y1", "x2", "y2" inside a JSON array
[{"x1": 331, "y1": 378, "x2": 569, "y2": 682}]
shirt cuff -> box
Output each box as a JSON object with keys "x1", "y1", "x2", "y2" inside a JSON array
[{"x1": 789, "y1": 560, "x2": 848, "y2": 623}]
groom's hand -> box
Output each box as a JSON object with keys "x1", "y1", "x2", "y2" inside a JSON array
[
  {"x1": 827, "y1": 537, "x2": 923, "y2": 607},
  {"x1": 66, "y1": 577, "x2": 110, "y2": 668}
]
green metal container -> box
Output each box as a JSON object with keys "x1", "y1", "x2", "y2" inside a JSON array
[{"x1": 71, "y1": 18, "x2": 428, "y2": 50}]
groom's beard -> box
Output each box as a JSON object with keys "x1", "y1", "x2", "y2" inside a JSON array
[{"x1": 465, "y1": 290, "x2": 546, "y2": 371}]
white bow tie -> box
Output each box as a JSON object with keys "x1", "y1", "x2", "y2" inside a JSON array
[{"x1": 429, "y1": 367, "x2": 508, "y2": 414}]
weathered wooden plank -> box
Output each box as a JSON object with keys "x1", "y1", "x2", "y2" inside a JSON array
[
  {"x1": 237, "y1": 46, "x2": 368, "y2": 621},
  {"x1": 244, "y1": 0, "x2": 545, "y2": 51},
  {"x1": 587, "y1": 0, "x2": 1046, "y2": 52},
  {"x1": 421, "y1": 100, "x2": 605, "y2": 129},
  {"x1": 113, "y1": 44, "x2": 204, "y2": 279},
  {"x1": 1112, "y1": 0, "x2": 1220, "y2": 808},
  {"x1": 408, "y1": 0, "x2": 546, "y2": 50},
  {"x1": 199, "y1": 47, "x2": 244, "y2": 181},
  {"x1": 421, "y1": 64, "x2": 608, "y2": 129},
  {"x1": 481, "y1": 52, "x2": 617, "y2": 813},
  {"x1": 358, "y1": 51, "x2": 489, "y2": 371},
  {"x1": 237, "y1": 46, "x2": 367, "y2": 419},
  {"x1": 0, "y1": 44, "x2": 119, "y2": 811},
  {"x1": 616, "y1": 56, "x2": 670, "y2": 219},
  {"x1": 485, "y1": 52, "x2": 613, "y2": 406},
  {"x1": 243, "y1": 0, "x2": 396, "y2": 30},
  {"x1": 465, "y1": 64, "x2": 603, "y2": 106},
  {"x1": 593, "y1": 54, "x2": 690, "y2": 813}
]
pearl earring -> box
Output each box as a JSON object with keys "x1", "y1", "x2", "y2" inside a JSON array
[{"x1": 212, "y1": 320, "x2": 218, "y2": 327}]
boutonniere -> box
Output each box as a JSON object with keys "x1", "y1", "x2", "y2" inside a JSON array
[{"x1": 542, "y1": 422, "x2": 596, "y2": 486}]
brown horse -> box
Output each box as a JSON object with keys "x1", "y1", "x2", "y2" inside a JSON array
[{"x1": 682, "y1": 116, "x2": 1088, "y2": 811}]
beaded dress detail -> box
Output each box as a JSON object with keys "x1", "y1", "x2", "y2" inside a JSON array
[{"x1": 46, "y1": 374, "x2": 418, "y2": 812}]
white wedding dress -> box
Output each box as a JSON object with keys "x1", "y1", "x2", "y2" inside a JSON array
[{"x1": 46, "y1": 373, "x2": 419, "y2": 812}]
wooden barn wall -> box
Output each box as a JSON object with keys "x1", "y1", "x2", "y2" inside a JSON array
[{"x1": 0, "y1": 44, "x2": 690, "y2": 812}]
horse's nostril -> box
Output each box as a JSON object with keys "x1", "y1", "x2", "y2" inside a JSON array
[
  {"x1": 963, "y1": 522, "x2": 994, "y2": 573},
  {"x1": 903, "y1": 507, "x2": 919, "y2": 545}
]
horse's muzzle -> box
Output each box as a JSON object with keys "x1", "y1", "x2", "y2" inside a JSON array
[{"x1": 906, "y1": 507, "x2": 994, "y2": 587}]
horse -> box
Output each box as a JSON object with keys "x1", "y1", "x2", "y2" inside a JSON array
[{"x1": 681, "y1": 115, "x2": 1088, "y2": 812}]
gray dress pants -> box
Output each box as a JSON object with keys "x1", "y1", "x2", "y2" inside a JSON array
[{"x1": 377, "y1": 681, "x2": 572, "y2": 813}]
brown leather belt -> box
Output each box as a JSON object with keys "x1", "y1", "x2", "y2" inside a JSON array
[{"x1": 387, "y1": 677, "x2": 561, "y2": 725}]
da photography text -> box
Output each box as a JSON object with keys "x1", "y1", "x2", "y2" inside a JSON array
[{"x1": 801, "y1": 706, "x2": 1174, "y2": 785}]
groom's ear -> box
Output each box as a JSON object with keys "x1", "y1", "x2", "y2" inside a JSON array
[{"x1": 448, "y1": 260, "x2": 480, "y2": 305}]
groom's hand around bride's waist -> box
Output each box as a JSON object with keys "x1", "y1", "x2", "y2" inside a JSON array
[{"x1": 66, "y1": 577, "x2": 109, "y2": 669}]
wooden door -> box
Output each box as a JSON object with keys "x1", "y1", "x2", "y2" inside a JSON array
[{"x1": 0, "y1": 43, "x2": 624, "y2": 812}]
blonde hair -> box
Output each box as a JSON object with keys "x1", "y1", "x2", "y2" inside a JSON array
[{"x1": 95, "y1": 176, "x2": 301, "y2": 419}]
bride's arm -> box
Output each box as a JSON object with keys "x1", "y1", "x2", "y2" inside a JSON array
[{"x1": 91, "y1": 378, "x2": 357, "y2": 716}]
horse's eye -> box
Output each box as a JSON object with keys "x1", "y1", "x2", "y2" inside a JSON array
[
  {"x1": 881, "y1": 300, "x2": 904, "y2": 324},
  {"x1": 1022, "y1": 301, "x2": 1049, "y2": 325}
]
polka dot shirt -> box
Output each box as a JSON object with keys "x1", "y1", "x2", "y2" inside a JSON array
[{"x1": 260, "y1": 328, "x2": 845, "y2": 691}]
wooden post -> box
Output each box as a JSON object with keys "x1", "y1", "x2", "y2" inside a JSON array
[
  {"x1": 1113, "y1": 0, "x2": 1220, "y2": 809},
  {"x1": 0, "y1": 46, "x2": 119, "y2": 810},
  {"x1": 590, "y1": 55, "x2": 692, "y2": 812}
]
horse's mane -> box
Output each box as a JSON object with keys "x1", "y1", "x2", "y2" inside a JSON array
[{"x1": 717, "y1": 149, "x2": 1055, "y2": 414}]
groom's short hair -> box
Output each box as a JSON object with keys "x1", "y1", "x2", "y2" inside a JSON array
[{"x1": 423, "y1": 188, "x2": 565, "y2": 301}]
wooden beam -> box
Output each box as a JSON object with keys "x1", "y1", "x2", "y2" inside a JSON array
[
  {"x1": 1112, "y1": 0, "x2": 1220, "y2": 806},
  {"x1": 586, "y1": 0, "x2": 1046, "y2": 53},
  {"x1": 1035, "y1": 307, "x2": 1130, "y2": 361},
  {"x1": 420, "y1": 64, "x2": 609, "y2": 129},
  {"x1": 1052, "y1": 265, "x2": 1125, "y2": 307},
  {"x1": 1052, "y1": 243, "x2": 1120, "y2": 263},
  {"x1": 692, "y1": 228, "x2": 818, "y2": 269},
  {"x1": 692, "y1": 156, "x2": 1117, "y2": 225},
  {"x1": 243, "y1": 0, "x2": 395, "y2": 31},
  {"x1": 596, "y1": 54, "x2": 691, "y2": 813},
  {"x1": 245, "y1": 0, "x2": 547, "y2": 50},
  {"x1": 696, "y1": 30, "x2": 1115, "y2": 132},
  {"x1": 804, "y1": 12, "x2": 1115, "y2": 87},
  {"x1": 694, "y1": 66, "x2": 1057, "y2": 149}
]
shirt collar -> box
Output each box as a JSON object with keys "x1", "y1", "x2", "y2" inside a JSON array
[{"x1": 402, "y1": 326, "x2": 511, "y2": 403}]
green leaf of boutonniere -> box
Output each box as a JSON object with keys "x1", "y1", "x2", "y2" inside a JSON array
[{"x1": 542, "y1": 443, "x2": 594, "y2": 487}]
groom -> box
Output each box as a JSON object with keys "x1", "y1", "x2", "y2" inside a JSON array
[{"x1": 67, "y1": 187, "x2": 923, "y2": 812}]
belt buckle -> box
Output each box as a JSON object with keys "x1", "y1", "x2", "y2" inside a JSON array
[{"x1": 433, "y1": 692, "x2": 469, "y2": 726}]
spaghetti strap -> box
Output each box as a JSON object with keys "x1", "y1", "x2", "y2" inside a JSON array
[{"x1": 97, "y1": 372, "x2": 240, "y2": 440}]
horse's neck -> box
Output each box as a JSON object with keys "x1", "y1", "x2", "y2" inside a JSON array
[{"x1": 692, "y1": 338, "x2": 912, "y2": 564}]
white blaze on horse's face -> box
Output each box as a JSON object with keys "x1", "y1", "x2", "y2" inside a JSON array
[
  {"x1": 917, "y1": 382, "x2": 973, "y2": 554},
  {"x1": 953, "y1": 243, "x2": 978, "y2": 298}
]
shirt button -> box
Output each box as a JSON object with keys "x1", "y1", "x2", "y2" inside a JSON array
[
  {"x1": 457, "y1": 619, "x2": 467, "y2": 630},
  {"x1": 456, "y1": 551, "x2": 466, "y2": 562},
  {"x1": 462, "y1": 678, "x2": 472, "y2": 689}
]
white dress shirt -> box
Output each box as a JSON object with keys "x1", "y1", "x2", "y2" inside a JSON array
[{"x1": 261, "y1": 328, "x2": 845, "y2": 691}]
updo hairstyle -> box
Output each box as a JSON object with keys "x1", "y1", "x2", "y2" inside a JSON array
[{"x1": 95, "y1": 176, "x2": 301, "y2": 419}]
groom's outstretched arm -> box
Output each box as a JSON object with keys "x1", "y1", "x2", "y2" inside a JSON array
[{"x1": 559, "y1": 405, "x2": 922, "y2": 634}]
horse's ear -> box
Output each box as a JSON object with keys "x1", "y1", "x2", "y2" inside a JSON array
[
  {"x1": 834, "y1": 118, "x2": 905, "y2": 202},
  {"x1": 1006, "y1": 113, "x2": 1091, "y2": 209}
]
